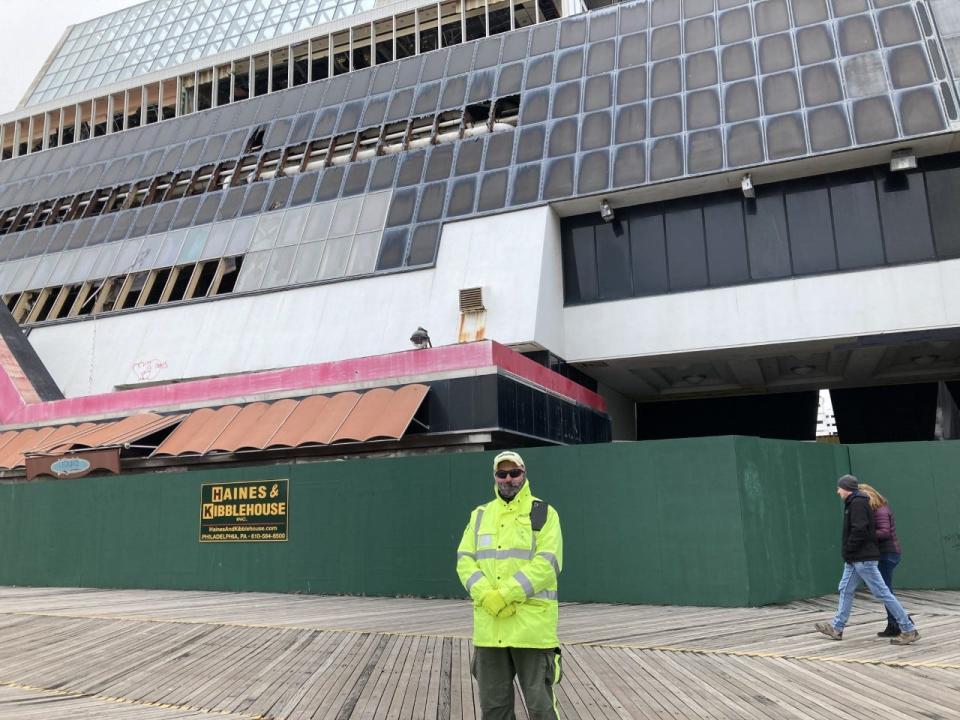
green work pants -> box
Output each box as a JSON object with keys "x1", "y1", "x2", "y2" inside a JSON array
[{"x1": 471, "y1": 646, "x2": 562, "y2": 720}]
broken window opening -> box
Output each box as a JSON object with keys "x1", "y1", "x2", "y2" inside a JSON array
[
  {"x1": 464, "y1": 102, "x2": 493, "y2": 136},
  {"x1": 192, "y1": 260, "x2": 220, "y2": 298},
  {"x1": 379, "y1": 121, "x2": 409, "y2": 156},
  {"x1": 282, "y1": 143, "x2": 308, "y2": 175},
  {"x1": 328, "y1": 134, "x2": 357, "y2": 166},
  {"x1": 303, "y1": 138, "x2": 332, "y2": 172},
  {"x1": 143, "y1": 267, "x2": 172, "y2": 306},
  {"x1": 494, "y1": 94, "x2": 521, "y2": 128},
  {"x1": 187, "y1": 165, "x2": 216, "y2": 196},
  {"x1": 214, "y1": 256, "x2": 243, "y2": 295},
  {"x1": 408, "y1": 116, "x2": 435, "y2": 150},
  {"x1": 163, "y1": 171, "x2": 194, "y2": 202},
  {"x1": 246, "y1": 126, "x2": 267, "y2": 154},
  {"x1": 258, "y1": 151, "x2": 283, "y2": 181},
  {"x1": 435, "y1": 110, "x2": 464, "y2": 144},
  {"x1": 355, "y1": 128, "x2": 383, "y2": 162}
]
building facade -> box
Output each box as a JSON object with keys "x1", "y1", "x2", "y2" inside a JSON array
[{"x1": 0, "y1": 0, "x2": 959, "y2": 452}]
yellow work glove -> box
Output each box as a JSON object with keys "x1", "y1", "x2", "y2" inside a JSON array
[
  {"x1": 481, "y1": 590, "x2": 508, "y2": 617},
  {"x1": 499, "y1": 603, "x2": 517, "y2": 618}
]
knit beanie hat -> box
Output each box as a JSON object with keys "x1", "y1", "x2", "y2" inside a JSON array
[{"x1": 837, "y1": 474, "x2": 859, "y2": 492}]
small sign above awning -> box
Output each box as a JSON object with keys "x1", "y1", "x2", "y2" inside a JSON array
[{"x1": 25, "y1": 447, "x2": 121, "y2": 481}]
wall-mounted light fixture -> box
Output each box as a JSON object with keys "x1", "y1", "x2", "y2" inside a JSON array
[
  {"x1": 890, "y1": 148, "x2": 917, "y2": 172},
  {"x1": 740, "y1": 174, "x2": 755, "y2": 199},
  {"x1": 410, "y1": 327, "x2": 432, "y2": 349},
  {"x1": 600, "y1": 198, "x2": 615, "y2": 223}
]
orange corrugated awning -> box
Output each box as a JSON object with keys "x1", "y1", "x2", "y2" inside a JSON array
[
  {"x1": 0, "y1": 415, "x2": 184, "y2": 470},
  {"x1": 53, "y1": 413, "x2": 185, "y2": 451},
  {"x1": 0, "y1": 384, "x2": 429, "y2": 470},
  {"x1": 150, "y1": 406, "x2": 242, "y2": 456},
  {"x1": 30, "y1": 423, "x2": 100, "y2": 453},
  {"x1": 0, "y1": 427, "x2": 59, "y2": 470},
  {"x1": 153, "y1": 384, "x2": 429, "y2": 458}
]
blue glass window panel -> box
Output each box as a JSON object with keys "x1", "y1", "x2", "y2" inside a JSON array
[
  {"x1": 407, "y1": 223, "x2": 440, "y2": 266},
  {"x1": 316, "y1": 166, "x2": 345, "y2": 201},
  {"x1": 376, "y1": 228, "x2": 409, "y2": 270}
]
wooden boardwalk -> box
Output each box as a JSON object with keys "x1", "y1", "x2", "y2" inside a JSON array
[{"x1": 0, "y1": 586, "x2": 958, "y2": 719}]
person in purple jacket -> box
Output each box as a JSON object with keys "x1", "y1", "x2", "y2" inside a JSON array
[{"x1": 860, "y1": 483, "x2": 906, "y2": 637}]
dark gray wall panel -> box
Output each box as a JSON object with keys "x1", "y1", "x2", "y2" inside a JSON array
[
  {"x1": 664, "y1": 204, "x2": 708, "y2": 291},
  {"x1": 785, "y1": 180, "x2": 837, "y2": 275},
  {"x1": 628, "y1": 208, "x2": 669, "y2": 296},
  {"x1": 745, "y1": 191, "x2": 792, "y2": 280},
  {"x1": 594, "y1": 221, "x2": 633, "y2": 300},
  {"x1": 703, "y1": 197, "x2": 750, "y2": 286},
  {"x1": 829, "y1": 171, "x2": 886, "y2": 270},
  {"x1": 877, "y1": 170, "x2": 936, "y2": 264}
]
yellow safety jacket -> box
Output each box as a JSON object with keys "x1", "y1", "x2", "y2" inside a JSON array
[{"x1": 456, "y1": 480, "x2": 562, "y2": 648}]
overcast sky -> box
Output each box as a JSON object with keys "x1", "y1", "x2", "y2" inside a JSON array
[{"x1": 0, "y1": 0, "x2": 137, "y2": 114}]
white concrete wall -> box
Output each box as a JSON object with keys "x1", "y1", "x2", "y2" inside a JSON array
[
  {"x1": 30, "y1": 206, "x2": 564, "y2": 397},
  {"x1": 562, "y1": 258, "x2": 960, "y2": 362},
  {"x1": 597, "y1": 383, "x2": 636, "y2": 440}
]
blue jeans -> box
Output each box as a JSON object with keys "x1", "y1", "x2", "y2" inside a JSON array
[
  {"x1": 831, "y1": 560, "x2": 914, "y2": 632},
  {"x1": 878, "y1": 553, "x2": 901, "y2": 625}
]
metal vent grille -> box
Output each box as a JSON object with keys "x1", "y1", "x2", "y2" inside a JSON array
[{"x1": 459, "y1": 287, "x2": 484, "y2": 312}]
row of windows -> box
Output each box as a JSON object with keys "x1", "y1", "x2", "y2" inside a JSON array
[
  {"x1": 33, "y1": 0, "x2": 376, "y2": 104},
  {"x1": 2, "y1": 0, "x2": 560, "y2": 162},
  {"x1": 561, "y1": 154, "x2": 960, "y2": 305},
  {"x1": 0, "y1": 95, "x2": 520, "y2": 241},
  {"x1": 5, "y1": 255, "x2": 242, "y2": 325}
]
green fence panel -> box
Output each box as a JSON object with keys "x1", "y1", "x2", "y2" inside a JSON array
[
  {"x1": 847, "y1": 441, "x2": 960, "y2": 589},
  {"x1": 734, "y1": 437, "x2": 849, "y2": 605},
  {"x1": 512, "y1": 439, "x2": 749, "y2": 606}
]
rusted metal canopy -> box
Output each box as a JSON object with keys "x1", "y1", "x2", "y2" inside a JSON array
[
  {"x1": 153, "y1": 385, "x2": 428, "y2": 457},
  {"x1": 0, "y1": 414, "x2": 185, "y2": 471},
  {"x1": 0, "y1": 385, "x2": 429, "y2": 470}
]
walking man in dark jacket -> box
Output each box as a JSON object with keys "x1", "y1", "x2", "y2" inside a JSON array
[{"x1": 814, "y1": 474, "x2": 919, "y2": 645}]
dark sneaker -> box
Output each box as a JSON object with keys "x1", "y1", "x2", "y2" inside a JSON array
[
  {"x1": 814, "y1": 622, "x2": 843, "y2": 640},
  {"x1": 877, "y1": 622, "x2": 899, "y2": 638},
  {"x1": 890, "y1": 630, "x2": 919, "y2": 646}
]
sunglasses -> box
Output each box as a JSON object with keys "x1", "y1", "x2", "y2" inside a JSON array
[{"x1": 495, "y1": 469, "x2": 524, "y2": 479}]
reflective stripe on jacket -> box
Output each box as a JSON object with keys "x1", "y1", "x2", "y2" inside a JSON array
[{"x1": 456, "y1": 480, "x2": 562, "y2": 648}]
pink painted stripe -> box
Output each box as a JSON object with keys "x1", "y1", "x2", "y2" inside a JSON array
[
  {"x1": 2, "y1": 341, "x2": 605, "y2": 426},
  {"x1": 492, "y1": 344, "x2": 607, "y2": 413},
  {"x1": 0, "y1": 372, "x2": 26, "y2": 419}
]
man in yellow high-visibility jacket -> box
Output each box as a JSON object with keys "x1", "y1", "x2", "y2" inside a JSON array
[{"x1": 456, "y1": 450, "x2": 563, "y2": 720}]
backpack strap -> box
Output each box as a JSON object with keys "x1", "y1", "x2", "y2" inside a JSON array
[{"x1": 530, "y1": 500, "x2": 549, "y2": 532}]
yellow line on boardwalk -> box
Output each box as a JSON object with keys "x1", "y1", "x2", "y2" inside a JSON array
[
  {"x1": 0, "y1": 679, "x2": 265, "y2": 718},
  {"x1": 7, "y1": 610, "x2": 959, "y2": 671}
]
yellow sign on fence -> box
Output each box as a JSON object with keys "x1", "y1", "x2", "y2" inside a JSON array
[{"x1": 199, "y1": 479, "x2": 288, "y2": 542}]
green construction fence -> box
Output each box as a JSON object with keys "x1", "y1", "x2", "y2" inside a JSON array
[{"x1": 0, "y1": 437, "x2": 957, "y2": 607}]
